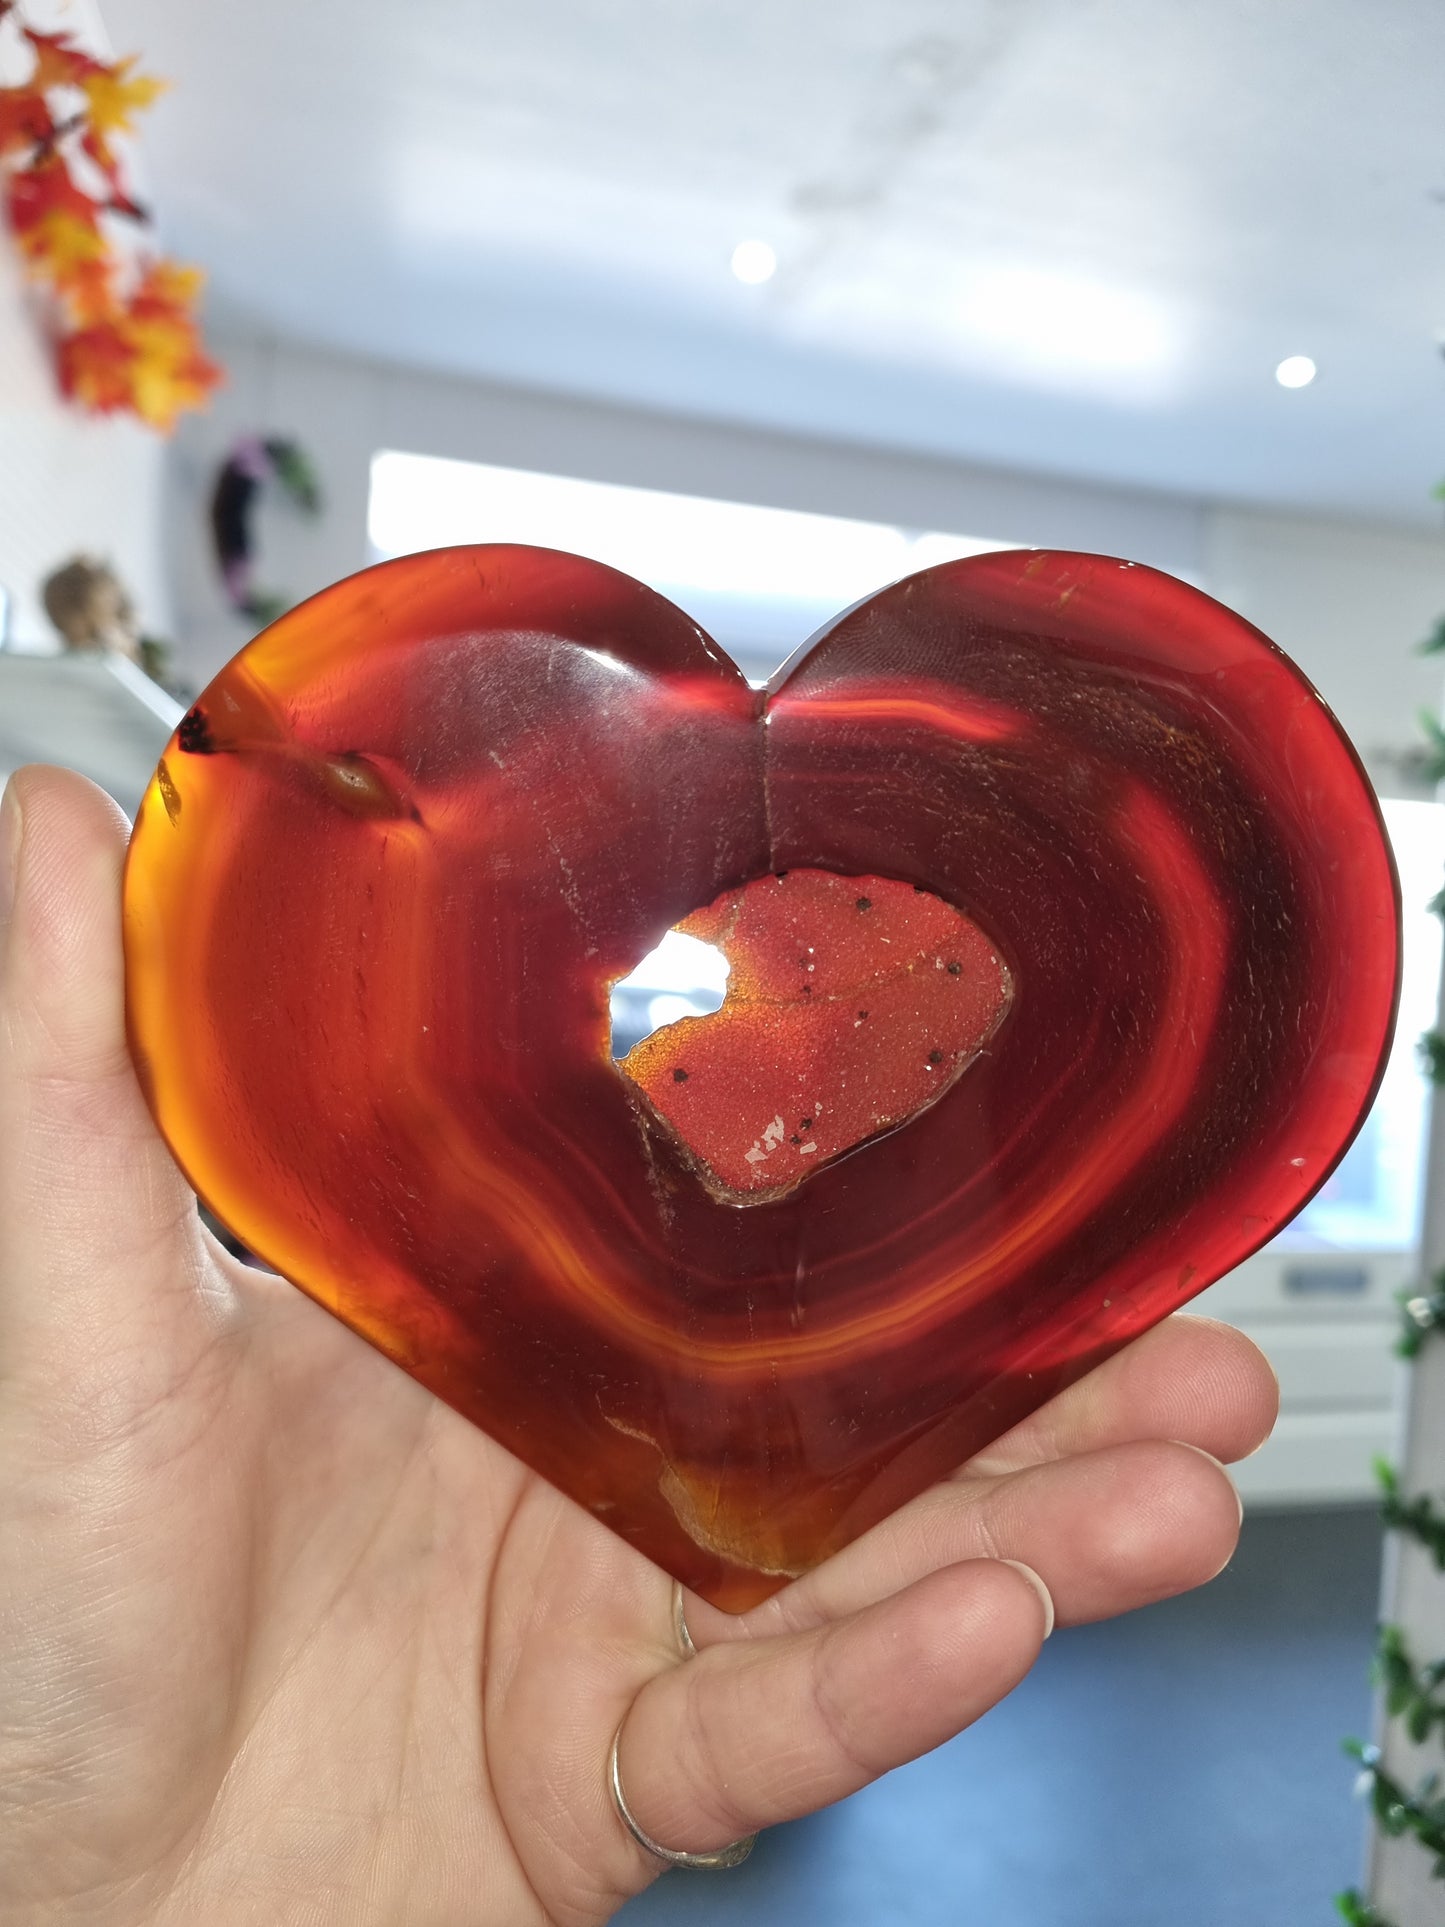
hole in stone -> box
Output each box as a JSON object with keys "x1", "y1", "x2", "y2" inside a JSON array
[
  {"x1": 613, "y1": 868, "x2": 1014, "y2": 1206},
  {"x1": 609, "y1": 929, "x2": 730, "y2": 1060}
]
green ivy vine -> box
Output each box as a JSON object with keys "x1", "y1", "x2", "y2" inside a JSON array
[{"x1": 1335, "y1": 583, "x2": 1445, "y2": 1922}]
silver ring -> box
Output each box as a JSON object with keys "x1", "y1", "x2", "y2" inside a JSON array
[
  {"x1": 671, "y1": 1581, "x2": 697, "y2": 1659},
  {"x1": 608, "y1": 1725, "x2": 756, "y2": 1871}
]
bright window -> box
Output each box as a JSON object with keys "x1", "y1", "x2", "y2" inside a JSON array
[
  {"x1": 367, "y1": 449, "x2": 1013, "y2": 679},
  {"x1": 1284, "y1": 797, "x2": 1444, "y2": 1252}
]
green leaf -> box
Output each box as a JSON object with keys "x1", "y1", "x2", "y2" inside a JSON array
[
  {"x1": 1399, "y1": 1321, "x2": 1425, "y2": 1362},
  {"x1": 1418, "y1": 711, "x2": 1445, "y2": 785},
  {"x1": 262, "y1": 436, "x2": 323, "y2": 516},
  {"x1": 1334, "y1": 474, "x2": 1445, "y2": 1924},
  {"x1": 1396, "y1": 1284, "x2": 1445, "y2": 1358},
  {"x1": 1417, "y1": 1031, "x2": 1445, "y2": 1084},
  {"x1": 1378, "y1": 1476, "x2": 1445, "y2": 1569},
  {"x1": 1350, "y1": 1750, "x2": 1445, "y2": 1870},
  {"x1": 1335, "y1": 1888, "x2": 1396, "y2": 1927},
  {"x1": 1387, "y1": 1629, "x2": 1445, "y2": 1746}
]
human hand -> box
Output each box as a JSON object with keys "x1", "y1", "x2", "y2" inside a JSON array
[{"x1": 0, "y1": 766, "x2": 1278, "y2": 1925}]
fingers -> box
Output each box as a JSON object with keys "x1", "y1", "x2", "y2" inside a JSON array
[
  {"x1": 965, "y1": 1313, "x2": 1279, "y2": 1474},
  {"x1": 687, "y1": 1432, "x2": 1244, "y2": 1652},
  {"x1": 917, "y1": 1435, "x2": 1242, "y2": 1625},
  {"x1": 0, "y1": 767, "x2": 220, "y2": 1387},
  {"x1": 614, "y1": 1557, "x2": 1048, "y2": 1858},
  {"x1": 683, "y1": 1314, "x2": 1266, "y2": 1650},
  {"x1": 611, "y1": 1420, "x2": 1239, "y2": 1870}
]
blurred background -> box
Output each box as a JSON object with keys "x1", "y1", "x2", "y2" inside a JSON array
[{"x1": 4, "y1": 2, "x2": 1445, "y2": 1921}]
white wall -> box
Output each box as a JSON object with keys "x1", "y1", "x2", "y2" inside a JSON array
[
  {"x1": 169, "y1": 329, "x2": 1445, "y2": 789},
  {"x1": 1207, "y1": 510, "x2": 1445, "y2": 782},
  {"x1": 0, "y1": 236, "x2": 171, "y2": 653}
]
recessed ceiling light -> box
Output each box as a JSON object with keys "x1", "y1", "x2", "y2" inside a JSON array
[
  {"x1": 1275, "y1": 355, "x2": 1317, "y2": 389},
  {"x1": 731, "y1": 239, "x2": 777, "y2": 285}
]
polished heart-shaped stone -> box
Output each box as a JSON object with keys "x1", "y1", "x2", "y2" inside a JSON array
[{"x1": 122, "y1": 546, "x2": 1399, "y2": 1611}]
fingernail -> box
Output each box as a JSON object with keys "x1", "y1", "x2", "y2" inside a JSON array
[
  {"x1": 0, "y1": 777, "x2": 21, "y2": 931},
  {"x1": 999, "y1": 1558, "x2": 1055, "y2": 1639}
]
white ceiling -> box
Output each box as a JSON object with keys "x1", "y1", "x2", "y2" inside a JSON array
[{"x1": 99, "y1": 0, "x2": 1445, "y2": 522}]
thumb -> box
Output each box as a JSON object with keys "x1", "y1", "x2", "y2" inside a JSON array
[{"x1": 0, "y1": 765, "x2": 211, "y2": 1387}]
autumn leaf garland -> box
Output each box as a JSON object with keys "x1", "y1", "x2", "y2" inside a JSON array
[{"x1": 0, "y1": 0, "x2": 220, "y2": 430}]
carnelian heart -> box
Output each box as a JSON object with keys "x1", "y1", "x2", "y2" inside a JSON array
[{"x1": 122, "y1": 546, "x2": 1399, "y2": 1610}]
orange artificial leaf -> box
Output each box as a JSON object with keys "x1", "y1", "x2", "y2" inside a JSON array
[
  {"x1": 4, "y1": 151, "x2": 100, "y2": 234},
  {"x1": 130, "y1": 257, "x2": 205, "y2": 315},
  {"x1": 16, "y1": 207, "x2": 107, "y2": 281},
  {"x1": 125, "y1": 261, "x2": 224, "y2": 427},
  {"x1": 2, "y1": 6, "x2": 222, "y2": 431},
  {"x1": 0, "y1": 86, "x2": 54, "y2": 160},
  {"x1": 52, "y1": 252, "x2": 116, "y2": 325},
  {"x1": 128, "y1": 342, "x2": 223, "y2": 430},
  {"x1": 79, "y1": 57, "x2": 166, "y2": 139},
  {"x1": 21, "y1": 26, "x2": 105, "y2": 92},
  {"x1": 57, "y1": 318, "x2": 137, "y2": 412},
  {"x1": 54, "y1": 259, "x2": 223, "y2": 429}
]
